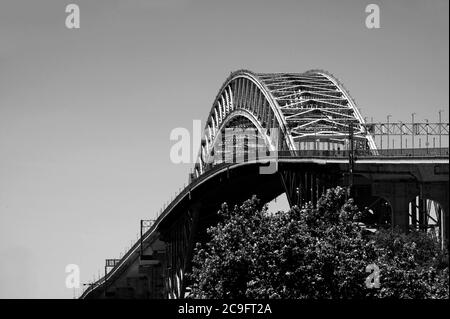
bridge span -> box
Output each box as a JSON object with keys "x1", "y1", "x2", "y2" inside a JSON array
[{"x1": 81, "y1": 70, "x2": 449, "y2": 299}]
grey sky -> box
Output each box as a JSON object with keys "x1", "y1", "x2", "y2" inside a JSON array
[{"x1": 0, "y1": 0, "x2": 448, "y2": 298}]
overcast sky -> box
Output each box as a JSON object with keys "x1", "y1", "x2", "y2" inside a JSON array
[{"x1": 0, "y1": 0, "x2": 448, "y2": 298}]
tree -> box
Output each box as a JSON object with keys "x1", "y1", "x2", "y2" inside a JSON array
[
  {"x1": 370, "y1": 227, "x2": 449, "y2": 298},
  {"x1": 188, "y1": 187, "x2": 449, "y2": 299}
]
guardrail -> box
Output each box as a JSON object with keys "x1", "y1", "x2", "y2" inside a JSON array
[{"x1": 204, "y1": 148, "x2": 449, "y2": 164}]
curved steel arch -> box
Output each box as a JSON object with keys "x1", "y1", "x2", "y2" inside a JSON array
[
  {"x1": 208, "y1": 109, "x2": 274, "y2": 150},
  {"x1": 305, "y1": 69, "x2": 377, "y2": 150},
  {"x1": 194, "y1": 69, "x2": 376, "y2": 177}
]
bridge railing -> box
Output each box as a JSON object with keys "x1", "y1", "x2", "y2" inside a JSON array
[
  {"x1": 275, "y1": 147, "x2": 449, "y2": 159},
  {"x1": 206, "y1": 148, "x2": 449, "y2": 170},
  {"x1": 207, "y1": 148, "x2": 449, "y2": 163}
]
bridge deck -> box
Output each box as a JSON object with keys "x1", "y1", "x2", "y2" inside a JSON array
[{"x1": 81, "y1": 149, "x2": 448, "y2": 299}]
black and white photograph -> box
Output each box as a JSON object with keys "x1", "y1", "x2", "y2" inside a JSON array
[{"x1": 0, "y1": 0, "x2": 448, "y2": 312}]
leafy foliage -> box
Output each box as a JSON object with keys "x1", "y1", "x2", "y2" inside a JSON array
[
  {"x1": 188, "y1": 187, "x2": 449, "y2": 299},
  {"x1": 370, "y1": 228, "x2": 449, "y2": 298}
]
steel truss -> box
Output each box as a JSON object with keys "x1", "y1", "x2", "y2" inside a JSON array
[{"x1": 194, "y1": 70, "x2": 377, "y2": 178}]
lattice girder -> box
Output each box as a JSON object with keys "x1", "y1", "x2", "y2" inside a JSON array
[{"x1": 193, "y1": 70, "x2": 376, "y2": 177}]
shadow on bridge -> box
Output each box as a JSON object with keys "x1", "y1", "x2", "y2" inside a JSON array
[{"x1": 81, "y1": 152, "x2": 449, "y2": 299}]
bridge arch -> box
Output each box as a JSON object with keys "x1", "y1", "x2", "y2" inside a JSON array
[
  {"x1": 201, "y1": 109, "x2": 276, "y2": 165},
  {"x1": 194, "y1": 69, "x2": 377, "y2": 177}
]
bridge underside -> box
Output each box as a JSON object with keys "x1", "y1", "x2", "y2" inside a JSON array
[{"x1": 84, "y1": 160, "x2": 449, "y2": 299}]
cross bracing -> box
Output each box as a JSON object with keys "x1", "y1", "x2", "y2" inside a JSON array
[{"x1": 193, "y1": 69, "x2": 377, "y2": 178}]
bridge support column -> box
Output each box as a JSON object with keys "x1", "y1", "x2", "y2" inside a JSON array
[
  {"x1": 372, "y1": 182, "x2": 418, "y2": 232},
  {"x1": 280, "y1": 170, "x2": 334, "y2": 208},
  {"x1": 421, "y1": 182, "x2": 449, "y2": 248},
  {"x1": 161, "y1": 203, "x2": 201, "y2": 299},
  {"x1": 180, "y1": 204, "x2": 201, "y2": 297}
]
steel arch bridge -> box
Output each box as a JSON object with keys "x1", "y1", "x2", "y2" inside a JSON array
[
  {"x1": 194, "y1": 69, "x2": 377, "y2": 178},
  {"x1": 80, "y1": 70, "x2": 449, "y2": 300}
]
